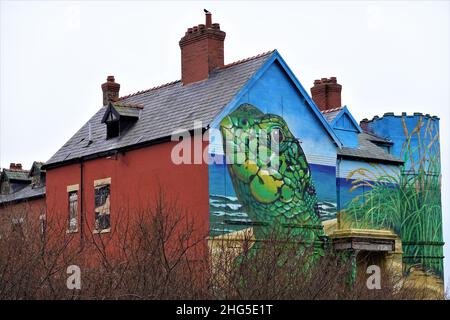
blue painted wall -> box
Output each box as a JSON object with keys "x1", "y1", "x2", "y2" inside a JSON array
[
  {"x1": 209, "y1": 59, "x2": 339, "y2": 235},
  {"x1": 364, "y1": 114, "x2": 440, "y2": 172}
]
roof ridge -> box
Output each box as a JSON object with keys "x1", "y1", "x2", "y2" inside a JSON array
[
  {"x1": 4, "y1": 169, "x2": 30, "y2": 173},
  {"x1": 221, "y1": 49, "x2": 276, "y2": 69},
  {"x1": 321, "y1": 106, "x2": 344, "y2": 114},
  {"x1": 116, "y1": 50, "x2": 275, "y2": 101},
  {"x1": 117, "y1": 80, "x2": 181, "y2": 101}
]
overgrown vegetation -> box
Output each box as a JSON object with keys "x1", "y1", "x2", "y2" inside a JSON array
[{"x1": 0, "y1": 194, "x2": 437, "y2": 300}]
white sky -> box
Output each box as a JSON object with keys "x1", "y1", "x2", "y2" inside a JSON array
[{"x1": 1, "y1": 1, "x2": 449, "y2": 287}]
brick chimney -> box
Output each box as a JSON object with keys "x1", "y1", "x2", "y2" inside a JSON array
[
  {"x1": 9, "y1": 163, "x2": 22, "y2": 170},
  {"x1": 179, "y1": 11, "x2": 226, "y2": 85},
  {"x1": 101, "y1": 76, "x2": 120, "y2": 106},
  {"x1": 310, "y1": 77, "x2": 342, "y2": 111}
]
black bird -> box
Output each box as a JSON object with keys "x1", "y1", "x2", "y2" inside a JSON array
[{"x1": 204, "y1": 9, "x2": 210, "y2": 14}]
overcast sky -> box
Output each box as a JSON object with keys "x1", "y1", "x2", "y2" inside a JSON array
[{"x1": 1, "y1": 0, "x2": 449, "y2": 286}]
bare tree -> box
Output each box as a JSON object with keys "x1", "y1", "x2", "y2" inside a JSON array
[{"x1": 0, "y1": 194, "x2": 441, "y2": 300}]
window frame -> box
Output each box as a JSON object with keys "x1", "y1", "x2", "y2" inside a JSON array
[
  {"x1": 93, "y1": 178, "x2": 111, "y2": 234},
  {"x1": 66, "y1": 184, "x2": 79, "y2": 234}
]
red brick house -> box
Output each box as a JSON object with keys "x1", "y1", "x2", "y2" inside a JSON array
[
  {"x1": 0, "y1": 162, "x2": 46, "y2": 235},
  {"x1": 40, "y1": 12, "x2": 269, "y2": 253}
]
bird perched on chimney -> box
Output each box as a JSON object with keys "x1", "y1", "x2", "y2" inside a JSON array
[{"x1": 204, "y1": 9, "x2": 210, "y2": 14}]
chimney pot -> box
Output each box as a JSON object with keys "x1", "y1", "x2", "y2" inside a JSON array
[
  {"x1": 360, "y1": 119, "x2": 370, "y2": 132},
  {"x1": 205, "y1": 12, "x2": 212, "y2": 28}
]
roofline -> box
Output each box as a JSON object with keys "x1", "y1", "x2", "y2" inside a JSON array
[
  {"x1": 322, "y1": 106, "x2": 344, "y2": 114},
  {"x1": 115, "y1": 51, "x2": 277, "y2": 102},
  {"x1": 209, "y1": 50, "x2": 343, "y2": 148},
  {"x1": 43, "y1": 135, "x2": 171, "y2": 170},
  {"x1": 337, "y1": 153, "x2": 404, "y2": 165},
  {"x1": 42, "y1": 127, "x2": 208, "y2": 170},
  {"x1": 0, "y1": 191, "x2": 45, "y2": 206}
]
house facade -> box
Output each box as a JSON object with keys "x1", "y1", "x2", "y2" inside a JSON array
[{"x1": 2, "y1": 12, "x2": 443, "y2": 293}]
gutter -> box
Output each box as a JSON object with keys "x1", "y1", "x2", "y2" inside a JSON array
[
  {"x1": 0, "y1": 190, "x2": 46, "y2": 206},
  {"x1": 336, "y1": 153, "x2": 404, "y2": 166},
  {"x1": 42, "y1": 126, "x2": 209, "y2": 171}
]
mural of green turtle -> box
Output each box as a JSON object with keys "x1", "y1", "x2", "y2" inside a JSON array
[{"x1": 218, "y1": 103, "x2": 326, "y2": 260}]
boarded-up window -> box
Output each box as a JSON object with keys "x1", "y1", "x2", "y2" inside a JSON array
[
  {"x1": 68, "y1": 191, "x2": 78, "y2": 232},
  {"x1": 94, "y1": 184, "x2": 110, "y2": 231}
]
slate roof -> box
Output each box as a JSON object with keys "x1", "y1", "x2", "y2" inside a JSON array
[
  {"x1": 321, "y1": 108, "x2": 401, "y2": 164},
  {"x1": 45, "y1": 50, "x2": 275, "y2": 167},
  {"x1": 338, "y1": 132, "x2": 403, "y2": 164},
  {"x1": 2, "y1": 169, "x2": 31, "y2": 182},
  {"x1": 321, "y1": 107, "x2": 344, "y2": 123},
  {"x1": 0, "y1": 185, "x2": 45, "y2": 205},
  {"x1": 362, "y1": 131, "x2": 393, "y2": 145}
]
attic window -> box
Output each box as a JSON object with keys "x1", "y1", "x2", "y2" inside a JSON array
[
  {"x1": 101, "y1": 102, "x2": 143, "y2": 139},
  {"x1": 107, "y1": 120, "x2": 120, "y2": 138}
]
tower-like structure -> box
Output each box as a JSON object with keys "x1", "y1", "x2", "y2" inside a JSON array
[{"x1": 360, "y1": 113, "x2": 443, "y2": 279}]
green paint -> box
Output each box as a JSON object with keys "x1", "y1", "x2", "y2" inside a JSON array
[{"x1": 219, "y1": 103, "x2": 326, "y2": 261}]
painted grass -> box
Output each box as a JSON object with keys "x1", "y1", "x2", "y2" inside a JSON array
[{"x1": 340, "y1": 116, "x2": 443, "y2": 277}]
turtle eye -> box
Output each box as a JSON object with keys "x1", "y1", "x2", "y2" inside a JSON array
[{"x1": 271, "y1": 128, "x2": 284, "y2": 144}]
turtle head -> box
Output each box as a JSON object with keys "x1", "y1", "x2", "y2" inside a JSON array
[{"x1": 219, "y1": 103, "x2": 317, "y2": 217}]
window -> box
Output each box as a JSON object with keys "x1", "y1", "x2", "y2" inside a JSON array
[
  {"x1": 68, "y1": 191, "x2": 78, "y2": 232},
  {"x1": 106, "y1": 120, "x2": 120, "y2": 139},
  {"x1": 94, "y1": 184, "x2": 111, "y2": 232}
]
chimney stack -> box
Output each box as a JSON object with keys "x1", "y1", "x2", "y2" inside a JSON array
[
  {"x1": 9, "y1": 163, "x2": 22, "y2": 170},
  {"x1": 179, "y1": 11, "x2": 226, "y2": 85},
  {"x1": 101, "y1": 76, "x2": 120, "y2": 106},
  {"x1": 310, "y1": 77, "x2": 342, "y2": 111}
]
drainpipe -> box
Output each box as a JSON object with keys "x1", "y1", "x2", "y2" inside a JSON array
[
  {"x1": 336, "y1": 158, "x2": 341, "y2": 228},
  {"x1": 79, "y1": 158, "x2": 84, "y2": 250}
]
